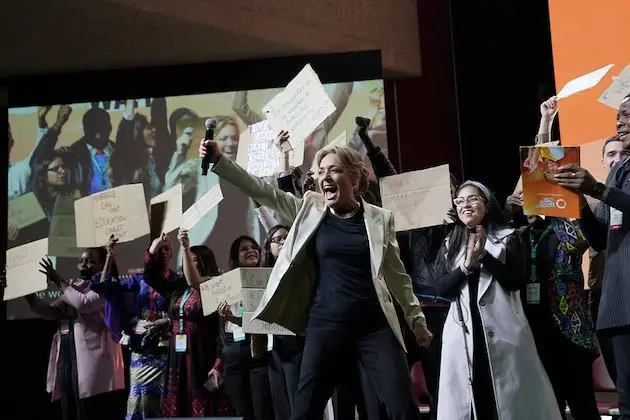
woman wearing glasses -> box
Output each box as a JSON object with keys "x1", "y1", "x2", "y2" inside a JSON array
[{"x1": 425, "y1": 181, "x2": 560, "y2": 420}]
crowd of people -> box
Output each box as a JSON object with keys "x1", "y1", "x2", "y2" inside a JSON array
[{"x1": 3, "y1": 91, "x2": 630, "y2": 420}]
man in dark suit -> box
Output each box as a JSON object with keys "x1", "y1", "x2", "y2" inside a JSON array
[{"x1": 555, "y1": 93, "x2": 630, "y2": 419}]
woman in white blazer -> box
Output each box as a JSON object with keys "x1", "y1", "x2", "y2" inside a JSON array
[
  {"x1": 200, "y1": 138, "x2": 432, "y2": 420},
  {"x1": 427, "y1": 181, "x2": 561, "y2": 420}
]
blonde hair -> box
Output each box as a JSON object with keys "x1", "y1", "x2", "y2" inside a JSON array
[{"x1": 314, "y1": 146, "x2": 369, "y2": 198}]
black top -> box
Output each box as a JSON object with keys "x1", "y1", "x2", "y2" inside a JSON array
[{"x1": 309, "y1": 206, "x2": 383, "y2": 325}]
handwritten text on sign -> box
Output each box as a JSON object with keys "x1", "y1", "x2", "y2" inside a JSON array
[
  {"x1": 598, "y1": 64, "x2": 630, "y2": 110},
  {"x1": 380, "y1": 165, "x2": 453, "y2": 232},
  {"x1": 199, "y1": 269, "x2": 244, "y2": 316},
  {"x1": 262, "y1": 64, "x2": 336, "y2": 166},
  {"x1": 241, "y1": 268, "x2": 295, "y2": 336},
  {"x1": 237, "y1": 121, "x2": 285, "y2": 177},
  {"x1": 5, "y1": 238, "x2": 50, "y2": 301},
  {"x1": 74, "y1": 184, "x2": 150, "y2": 247},
  {"x1": 180, "y1": 183, "x2": 223, "y2": 230}
]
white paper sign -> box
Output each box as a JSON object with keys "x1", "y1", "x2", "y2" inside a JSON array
[
  {"x1": 5, "y1": 238, "x2": 50, "y2": 300},
  {"x1": 180, "y1": 183, "x2": 223, "y2": 230},
  {"x1": 380, "y1": 165, "x2": 453, "y2": 232},
  {"x1": 236, "y1": 121, "x2": 284, "y2": 177},
  {"x1": 324, "y1": 131, "x2": 347, "y2": 150},
  {"x1": 74, "y1": 184, "x2": 150, "y2": 247},
  {"x1": 150, "y1": 183, "x2": 183, "y2": 234},
  {"x1": 199, "y1": 270, "x2": 243, "y2": 316},
  {"x1": 557, "y1": 64, "x2": 615, "y2": 99},
  {"x1": 598, "y1": 64, "x2": 630, "y2": 110},
  {"x1": 262, "y1": 64, "x2": 337, "y2": 167},
  {"x1": 240, "y1": 267, "x2": 295, "y2": 336}
]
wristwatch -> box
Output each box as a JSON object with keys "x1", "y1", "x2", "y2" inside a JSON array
[{"x1": 590, "y1": 182, "x2": 607, "y2": 198}]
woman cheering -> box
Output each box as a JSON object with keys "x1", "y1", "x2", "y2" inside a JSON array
[
  {"x1": 200, "y1": 137, "x2": 431, "y2": 419},
  {"x1": 427, "y1": 181, "x2": 560, "y2": 420}
]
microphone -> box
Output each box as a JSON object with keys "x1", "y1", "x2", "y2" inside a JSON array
[{"x1": 201, "y1": 118, "x2": 217, "y2": 176}]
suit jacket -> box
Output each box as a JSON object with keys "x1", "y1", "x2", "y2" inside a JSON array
[
  {"x1": 579, "y1": 157, "x2": 630, "y2": 331},
  {"x1": 43, "y1": 283, "x2": 125, "y2": 400},
  {"x1": 212, "y1": 157, "x2": 426, "y2": 350}
]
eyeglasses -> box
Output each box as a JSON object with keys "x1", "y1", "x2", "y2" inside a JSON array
[
  {"x1": 270, "y1": 235, "x2": 287, "y2": 244},
  {"x1": 453, "y1": 194, "x2": 484, "y2": 207}
]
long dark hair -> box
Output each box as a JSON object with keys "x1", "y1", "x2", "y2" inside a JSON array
[
  {"x1": 446, "y1": 181, "x2": 507, "y2": 269},
  {"x1": 190, "y1": 245, "x2": 220, "y2": 277},
  {"x1": 31, "y1": 150, "x2": 73, "y2": 219},
  {"x1": 228, "y1": 235, "x2": 261, "y2": 269},
  {"x1": 111, "y1": 113, "x2": 151, "y2": 187},
  {"x1": 262, "y1": 225, "x2": 289, "y2": 267}
]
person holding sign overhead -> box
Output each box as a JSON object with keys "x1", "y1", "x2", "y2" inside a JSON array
[
  {"x1": 199, "y1": 135, "x2": 431, "y2": 419},
  {"x1": 26, "y1": 247, "x2": 125, "y2": 420},
  {"x1": 555, "y1": 93, "x2": 630, "y2": 419},
  {"x1": 144, "y1": 231, "x2": 231, "y2": 417},
  {"x1": 425, "y1": 181, "x2": 560, "y2": 420}
]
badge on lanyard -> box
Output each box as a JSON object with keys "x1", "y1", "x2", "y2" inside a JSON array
[
  {"x1": 610, "y1": 207, "x2": 623, "y2": 230},
  {"x1": 526, "y1": 283, "x2": 541, "y2": 304},
  {"x1": 175, "y1": 334, "x2": 188, "y2": 353},
  {"x1": 176, "y1": 288, "x2": 193, "y2": 353},
  {"x1": 233, "y1": 303, "x2": 246, "y2": 342},
  {"x1": 267, "y1": 334, "x2": 274, "y2": 351}
]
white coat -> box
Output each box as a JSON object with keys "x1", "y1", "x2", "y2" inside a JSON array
[{"x1": 437, "y1": 228, "x2": 561, "y2": 420}]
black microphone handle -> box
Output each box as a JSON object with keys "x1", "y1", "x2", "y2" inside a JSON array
[{"x1": 200, "y1": 127, "x2": 214, "y2": 176}]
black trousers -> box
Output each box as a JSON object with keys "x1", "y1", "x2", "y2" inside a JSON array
[
  {"x1": 222, "y1": 338, "x2": 274, "y2": 420},
  {"x1": 610, "y1": 328, "x2": 630, "y2": 419},
  {"x1": 534, "y1": 326, "x2": 599, "y2": 420},
  {"x1": 269, "y1": 347, "x2": 303, "y2": 419},
  {"x1": 591, "y1": 289, "x2": 618, "y2": 383},
  {"x1": 405, "y1": 305, "x2": 448, "y2": 420},
  {"x1": 332, "y1": 360, "x2": 388, "y2": 420},
  {"x1": 290, "y1": 317, "x2": 420, "y2": 420}
]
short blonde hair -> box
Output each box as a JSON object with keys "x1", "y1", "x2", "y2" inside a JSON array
[{"x1": 314, "y1": 146, "x2": 369, "y2": 198}]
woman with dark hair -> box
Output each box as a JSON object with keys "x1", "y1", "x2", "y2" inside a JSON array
[
  {"x1": 426, "y1": 181, "x2": 560, "y2": 420},
  {"x1": 218, "y1": 235, "x2": 273, "y2": 420},
  {"x1": 144, "y1": 231, "x2": 231, "y2": 417},
  {"x1": 32, "y1": 150, "x2": 77, "y2": 220},
  {"x1": 91, "y1": 236, "x2": 173, "y2": 419}
]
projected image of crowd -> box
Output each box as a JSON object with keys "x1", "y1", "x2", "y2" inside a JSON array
[{"x1": 4, "y1": 67, "x2": 630, "y2": 420}]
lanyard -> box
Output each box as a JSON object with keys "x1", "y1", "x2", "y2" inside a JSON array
[
  {"x1": 179, "y1": 288, "x2": 193, "y2": 332},
  {"x1": 529, "y1": 224, "x2": 555, "y2": 284},
  {"x1": 90, "y1": 154, "x2": 110, "y2": 188},
  {"x1": 148, "y1": 287, "x2": 159, "y2": 321}
]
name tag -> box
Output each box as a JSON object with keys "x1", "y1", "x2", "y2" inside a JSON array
[
  {"x1": 526, "y1": 283, "x2": 541, "y2": 304},
  {"x1": 610, "y1": 208, "x2": 623, "y2": 230},
  {"x1": 175, "y1": 334, "x2": 187, "y2": 352},
  {"x1": 133, "y1": 319, "x2": 149, "y2": 335},
  {"x1": 233, "y1": 328, "x2": 246, "y2": 342}
]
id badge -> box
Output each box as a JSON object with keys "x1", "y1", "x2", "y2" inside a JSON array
[
  {"x1": 60, "y1": 320, "x2": 70, "y2": 336},
  {"x1": 610, "y1": 207, "x2": 623, "y2": 230},
  {"x1": 233, "y1": 328, "x2": 246, "y2": 342},
  {"x1": 267, "y1": 334, "x2": 274, "y2": 352},
  {"x1": 526, "y1": 283, "x2": 541, "y2": 304},
  {"x1": 175, "y1": 334, "x2": 188, "y2": 352}
]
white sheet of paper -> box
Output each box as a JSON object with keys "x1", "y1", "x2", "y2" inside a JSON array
[
  {"x1": 557, "y1": 64, "x2": 615, "y2": 99},
  {"x1": 5, "y1": 238, "x2": 50, "y2": 301},
  {"x1": 8, "y1": 192, "x2": 46, "y2": 229},
  {"x1": 380, "y1": 165, "x2": 453, "y2": 232},
  {"x1": 240, "y1": 267, "x2": 295, "y2": 336},
  {"x1": 324, "y1": 131, "x2": 347, "y2": 150},
  {"x1": 180, "y1": 183, "x2": 223, "y2": 230},
  {"x1": 262, "y1": 64, "x2": 336, "y2": 167},
  {"x1": 199, "y1": 271, "x2": 243, "y2": 316},
  {"x1": 150, "y1": 183, "x2": 183, "y2": 234},
  {"x1": 74, "y1": 184, "x2": 150, "y2": 247},
  {"x1": 236, "y1": 121, "x2": 285, "y2": 177},
  {"x1": 598, "y1": 64, "x2": 630, "y2": 110}
]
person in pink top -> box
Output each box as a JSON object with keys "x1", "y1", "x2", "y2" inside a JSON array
[{"x1": 25, "y1": 247, "x2": 125, "y2": 420}]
